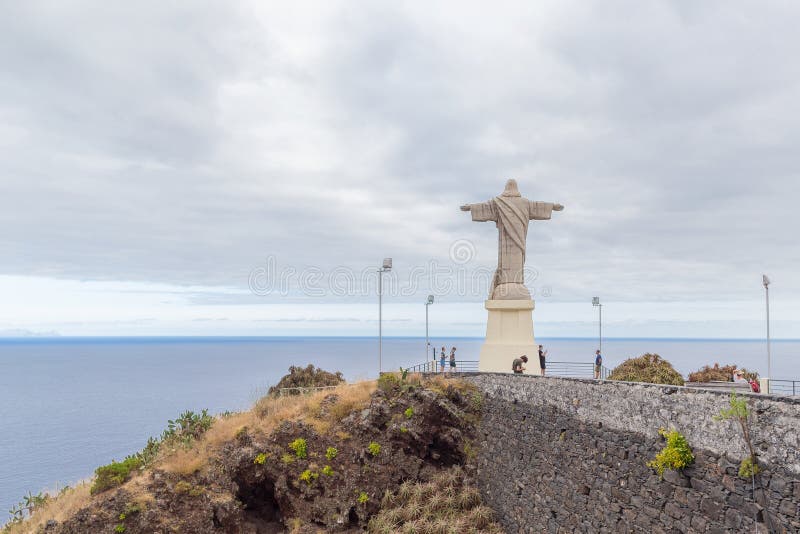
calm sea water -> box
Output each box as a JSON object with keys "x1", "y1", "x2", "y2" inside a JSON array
[{"x1": 1, "y1": 336, "x2": 798, "y2": 520}]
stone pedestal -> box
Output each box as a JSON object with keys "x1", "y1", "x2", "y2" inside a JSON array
[{"x1": 478, "y1": 299, "x2": 539, "y2": 374}]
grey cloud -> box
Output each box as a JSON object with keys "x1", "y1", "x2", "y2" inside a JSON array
[{"x1": 1, "y1": 1, "x2": 798, "y2": 317}]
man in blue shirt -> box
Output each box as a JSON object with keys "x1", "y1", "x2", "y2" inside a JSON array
[{"x1": 594, "y1": 350, "x2": 603, "y2": 379}]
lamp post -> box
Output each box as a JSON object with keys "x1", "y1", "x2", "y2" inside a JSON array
[
  {"x1": 592, "y1": 297, "x2": 602, "y2": 354},
  {"x1": 377, "y1": 258, "x2": 392, "y2": 375},
  {"x1": 425, "y1": 295, "x2": 434, "y2": 364},
  {"x1": 763, "y1": 275, "x2": 771, "y2": 383}
]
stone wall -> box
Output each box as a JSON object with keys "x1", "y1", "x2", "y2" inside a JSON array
[{"x1": 465, "y1": 373, "x2": 800, "y2": 533}]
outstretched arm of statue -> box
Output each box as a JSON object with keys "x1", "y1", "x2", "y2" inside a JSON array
[
  {"x1": 463, "y1": 200, "x2": 497, "y2": 222},
  {"x1": 528, "y1": 200, "x2": 564, "y2": 220}
]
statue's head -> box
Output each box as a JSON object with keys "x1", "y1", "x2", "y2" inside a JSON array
[{"x1": 501, "y1": 179, "x2": 521, "y2": 197}]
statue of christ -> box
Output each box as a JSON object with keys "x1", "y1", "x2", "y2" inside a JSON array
[{"x1": 461, "y1": 179, "x2": 564, "y2": 300}]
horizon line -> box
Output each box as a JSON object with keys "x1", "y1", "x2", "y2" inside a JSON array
[{"x1": 0, "y1": 335, "x2": 796, "y2": 342}]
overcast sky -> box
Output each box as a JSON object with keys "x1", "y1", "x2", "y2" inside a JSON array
[{"x1": 1, "y1": 1, "x2": 798, "y2": 338}]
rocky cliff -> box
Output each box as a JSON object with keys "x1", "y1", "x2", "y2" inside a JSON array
[{"x1": 6, "y1": 375, "x2": 502, "y2": 534}]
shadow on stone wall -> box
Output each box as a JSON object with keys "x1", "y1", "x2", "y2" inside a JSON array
[{"x1": 466, "y1": 374, "x2": 799, "y2": 533}]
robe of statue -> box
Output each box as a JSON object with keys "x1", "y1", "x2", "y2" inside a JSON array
[{"x1": 466, "y1": 181, "x2": 558, "y2": 300}]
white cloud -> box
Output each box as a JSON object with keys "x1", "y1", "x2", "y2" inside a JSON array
[{"x1": 1, "y1": 1, "x2": 798, "y2": 336}]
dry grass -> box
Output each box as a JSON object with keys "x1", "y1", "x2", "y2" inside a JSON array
[
  {"x1": 2, "y1": 482, "x2": 91, "y2": 534},
  {"x1": 159, "y1": 410, "x2": 251, "y2": 475},
  {"x1": 5, "y1": 380, "x2": 377, "y2": 533},
  {"x1": 200, "y1": 411, "x2": 253, "y2": 450},
  {"x1": 422, "y1": 375, "x2": 480, "y2": 397},
  {"x1": 161, "y1": 447, "x2": 206, "y2": 476},
  {"x1": 3, "y1": 477, "x2": 154, "y2": 534},
  {"x1": 160, "y1": 380, "x2": 375, "y2": 474},
  {"x1": 368, "y1": 466, "x2": 503, "y2": 534},
  {"x1": 254, "y1": 380, "x2": 375, "y2": 434}
]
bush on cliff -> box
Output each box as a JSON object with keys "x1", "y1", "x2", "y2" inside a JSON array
[
  {"x1": 90, "y1": 457, "x2": 141, "y2": 494},
  {"x1": 687, "y1": 363, "x2": 758, "y2": 383},
  {"x1": 608, "y1": 353, "x2": 684, "y2": 386},
  {"x1": 162, "y1": 409, "x2": 214, "y2": 444},
  {"x1": 267, "y1": 364, "x2": 345, "y2": 396}
]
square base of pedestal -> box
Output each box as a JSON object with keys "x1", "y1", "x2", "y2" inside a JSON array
[{"x1": 478, "y1": 299, "x2": 540, "y2": 374}]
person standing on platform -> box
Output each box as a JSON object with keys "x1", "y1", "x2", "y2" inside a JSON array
[
  {"x1": 449, "y1": 347, "x2": 457, "y2": 372},
  {"x1": 594, "y1": 350, "x2": 603, "y2": 379},
  {"x1": 538, "y1": 345, "x2": 547, "y2": 376},
  {"x1": 440, "y1": 347, "x2": 446, "y2": 373}
]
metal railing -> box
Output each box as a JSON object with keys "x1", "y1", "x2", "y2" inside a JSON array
[
  {"x1": 396, "y1": 360, "x2": 800, "y2": 396},
  {"x1": 769, "y1": 380, "x2": 799, "y2": 396},
  {"x1": 398, "y1": 362, "x2": 798, "y2": 395},
  {"x1": 403, "y1": 360, "x2": 609, "y2": 379},
  {"x1": 546, "y1": 361, "x2": 611, "y2": 379},
  {"x1": 404, "y1": 360, "x2": 479, "y2": 373}
]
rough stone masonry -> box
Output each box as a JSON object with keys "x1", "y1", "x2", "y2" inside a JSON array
[{"x1": 465, "y1": 374, "x2": 800, "y2": 533}]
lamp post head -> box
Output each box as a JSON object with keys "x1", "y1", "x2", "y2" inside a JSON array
[
  {"x1": 382, "y1": 258, "x2": 392, "y2": 271},
  {"x1": 592, "y1": 297, "x2": 600, "y2": 306},
  {"x1": 762, "y1": 274, "x2": 771, "y2": 288},
  {"x1": 427, "y1": 295, "x2": 434, "y2": 305}
]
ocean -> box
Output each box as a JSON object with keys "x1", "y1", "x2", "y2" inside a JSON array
[{"x1": 1, "y1": 336, "x2": 798, "y2": 521}]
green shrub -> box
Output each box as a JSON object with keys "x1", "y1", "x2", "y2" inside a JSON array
[
  {"x1": 115, "y1": 410, "x2": 212, "y2": 475},
  {"x1": 404, "y1": 407, "x2": 414, "y2": 419},
  {"x1": 299, "y1": 470, "x2": 319, "y2": 485},
  {"x1": 254, "y1": 453, "x2": 268, "y2": 465},
  {"x1": 367, "y1": 442, "x2": 381, "y2": 456},
  {"x1": 470, "y1": 392, "x2": 484, "y2": 411},
  {"x1": 322, "y1": 465, "x2": 334, "y2": 476},
  {"x1": 267, "y1": 365, "x2": 345, "y2": 397},
  {"x1": 608, "y1": 353, "x2": 684, "y2": 386},
  {"x1": 123, "y1": 502, "x2": 141, "y2": 516},
  {"x1": 6, "y1": 491, "x2": 50, "y2": 525},
  {"x1": 715, "y1": 392, "x2": 749, "y2": 421},
  {"x1": 289, "y1": 438, "x2": 308, "y2": 459},
  {"x1": 647, "y1": 428, "x2": 694, "y2": 477},
  {"x1": 129, "y1": 437, "x2": 160, "y2": 468},
  {"x1": 91, "y1": 457, "x2": 142, "y2": 494},
  {"x1": 325, "y1": 446, "x2": 338, "y2": 460},
  {"x1": 715, "y1": 393, "x2": 761, "y2": 481},
  {"x1": 114, "y1": 525, "x2": 126, "y2": 533},
  {"x1": 377, "y1": 373, "x2": 400, "y2": 394},
  {"x1": 739, "y1": 457, "x2": 760, "y2": 478},
  {"x1": 357, "y1": 491, "x2": 369, "y2": 504},
  {"x1": 161, "y1": 410, "x2": 214, "y2": 445}
]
